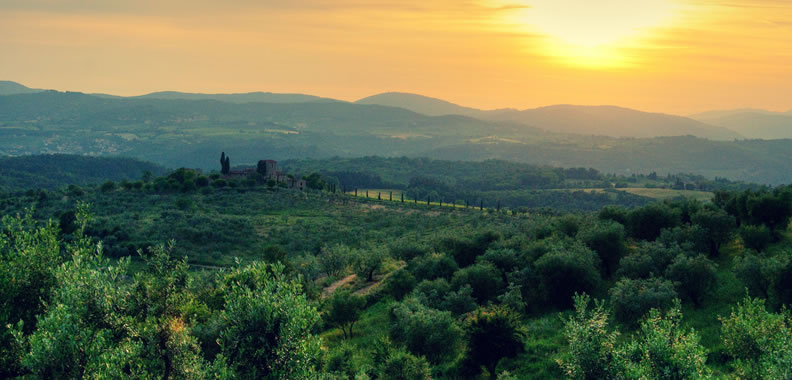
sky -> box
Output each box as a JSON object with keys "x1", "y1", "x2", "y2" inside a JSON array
[{"x1": 1, "y1": 0, "x2": 791, "y2": 114}]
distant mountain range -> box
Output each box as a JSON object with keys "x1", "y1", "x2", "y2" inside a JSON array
[
  {"x1": 356, "y1": 92, "x2": 741, "y2": 140},
  {"x1": 691, "y1": 109, "x2": 792, "y2": 139},
  {"x1": 1, "y1": 80, "x2": 745, "y2": 140},
  {"x1": 2, "y1": 80, "x2": 792, "y2": 184}
]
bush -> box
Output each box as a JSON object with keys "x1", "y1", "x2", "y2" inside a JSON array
[
  {"x1": 599, "y1": 206, "x2": 628, "y2": 226},
  {"x1": 609, "y1": 277, "x2": 677, "y2": 326},
  {"x1": 691, "y1": 206, "x2": 736, "y2": 257},
  {"x1": 621, "y1": 301, "x2": 711, "y2": 379},
  {"x1": 409, "y1": 253, "x2": 459, "y2": 281},
  {"x1": 389, "y1": 297, "x2": 464, "y2": 363},
  {"x1": 534, "y1": 243, "x2": 601, "y2": 309},
  {"x1": 665, "y1": 254, "x2": 718, "y2": 306},
  {"x1": 477, "y1": 248, "x2": 525, "y2": 276},
  {"x1": 451, "y1": 262, "x2": 505, "y2": 304},
  {"x1": 463, "y1": 306, "x2": 526, "y2": 377},
  {"x1": 579, "y1": 222, "x2": 627, "y2": 278},
  {"x1": 556, "y1": 214, "x2": 581, "y2": 237},
  {"x1": 628, "y1": 203, "x2": 680, "y2": 241},
  {"x1": 385, "y1": 269, "x2": 417, "y2": 300},
  {"x1": 441, "y1": 285, "x2": 478, "y2": 316},
  {"x1": 734, "y1": 253, "x2": 785, "y2": 300},
  {"x1": 720, "y1": 296, "x2": 792, "y2": 379},
  {"x1": 324, "y1": 290, "x2": 365, "y2": 339},
  {"x1": 412, "y1": 279, "x2": 451, "y2": 309},
  {"x1": 557, "y1": 294, "x2": 623, "y2": 379},
  {"x1": 616, "y1": 241, "x2": 681, "y2": 280},
  {"x1": 740, "y1": 224, "x2": 773, "y2": 252}
]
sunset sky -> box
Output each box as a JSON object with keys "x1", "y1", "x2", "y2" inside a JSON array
[{"x1": 1, "y1": 0, "x2": 791, "y2": 114}]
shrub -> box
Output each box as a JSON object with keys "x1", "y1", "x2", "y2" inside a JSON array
[
  {"x1": 720, "y1": 296, "x2": 792, "y2": 379},
  {"x1": 616, "y1": 241, "x2": 680, "y2": 280},
  {"x1": 665, "y1": 254, "x2": 718, "y2": 306},
  {"x1": 555, "y1": 214, "x2": 581, "y2": 237},
  {"x1": 740, "y1": 224, "x2": 773, "y2": 252},
  {"x1": 621, "y1": 301, "x2": 711, "y2": 379},
  {"x1": 451, "y1": 262, "x2": 505, "y2": 304},
  {"x1": 412, "y1": 279, "x2": 452, "y2": 309},
  {"x1": 463, "y1": 306, "x2": 526, "y2": 377},
  {"x1": 441, "y1": 285, "x2": 478, "y2": 316},
  {"x1": 609, "y1": 277, "x2": 677, "y2": 326},
  {"x1": 324, "y1": 290, "x2": 365, "y2": 339},
  {"x1": 385, "y1": 269, "x2": 417, "y2": 300},
  {"x1": 557, "y1": 294, "x2": 623, "y2": 379},
  {"x1": 409, "y1": 253, "x2": 459, "y2": 281},
  {"x1": 628, "y1": 203, "x2": 680, "y2": 241},
  {"x1": 389, "y1": 297, "x2": 464, "y2": 363},
  {"x1": 579, "y1": 222, "x2": 627, "y2": 278},
  {"x1": 535, "y1": 243, "x2": 601, "y2": 309}
]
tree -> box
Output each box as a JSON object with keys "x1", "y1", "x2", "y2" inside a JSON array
[
  {"x1": 371, "y1": 337, "x2": 431, "y2": 380},
  {"x1": 409, "y1": 252, "x2": 459, "y2": 281},
  {"x1": 352, "y1": 246, "x2": 388, "y2": 282},
  {"x1": 720, "y1": 296, "x2": 792, "y2": 379},
  {"x1": 0, "y1": 212, "x2": 62, "y2": 377},
  {"x1": 621, "y1": 301, "x2": 711, "y2": 379},
  {"x1": 217, "y1": 262, "x2": 322, "y2": 379},
  {"x1": 464, "y1": 306, "x2": 526, "y2": 377},
  {"x1": 628, "y1": 203, "x2": 680, "y2": 241},
  {"x1": 557, "y1": 294, "x2": 624, "y2": 380},
  {"x1": 691, "y1": 206, "x2": 736, "y2": 257},
  {"x1": 579, "y1": 222, "x2": 627, "y2": 278},
  {"x1": 740, "y1": 224, "x2": 773, "y2": 252},
  {"x1": 385, "y1": 269, "x2": 417, "y2": 300},
  {"x1": 665, "y1": 254, "x2": 717, "y2": 306},
  {"x1": 324, "y1": 290, "x2": 365, "y2": 339},
  {"x1": 451, "y1": 262, "x2": 505, "y2": 304},
  {"x1": 318, "y1": 244, "x2": 351, "y2": 278},
  {"x1": 220, "y1": 152, "x2": 230, "y2": 175},
  {"x1": 389, "y1": 297, "x2": 465, "y2": 363},
  {"x1": 609, "y1": 277, "x2": 677, "y2": 326},
  {"x1": 535, "y1": 242, "x2": 601, "y2": 309}
]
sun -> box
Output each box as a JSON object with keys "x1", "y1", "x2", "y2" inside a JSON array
[{"x1": 504, "y1": 0, "x2": 678, "y2": 68}]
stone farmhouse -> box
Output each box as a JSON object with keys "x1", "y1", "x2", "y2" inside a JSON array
[{"x1": 224, "y1": 159, "x2": 306, "y2": 191}]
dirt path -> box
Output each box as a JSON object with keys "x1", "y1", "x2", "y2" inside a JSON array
[{"x1": 322, "y1": 274, "x2": 357, "y2": 298}]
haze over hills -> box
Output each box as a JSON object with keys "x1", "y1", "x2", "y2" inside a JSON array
[
  {"x1": 0, "y1": 80, "x2": 42, "y2": 95},
  {"x1": 135, "y1": 91, "x2": 339, "y2": 104},
  {"x1": 692, "y1": 109, "x2": 792, "y2": 139},
  {"x1": 356, "y1": 92, "x2": 741, "y2": 140},
  {"x1": 2, "y1": 87, "x2": 792, "y2": 184}
]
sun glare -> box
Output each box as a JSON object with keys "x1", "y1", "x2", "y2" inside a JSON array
[{"x1": 506, "y1": 0, "x2": 678, "y2": 68}]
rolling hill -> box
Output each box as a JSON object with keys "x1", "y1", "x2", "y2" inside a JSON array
[
  {"x1": 692, "y1": 110, "x2": 792, "y2": 139},
  {"x1": 357, "y1": 92, "x2": 740, "y2": 140},
  {"x1": 0, "y1": 81, "x2": 42, "y2": 96},
  {"x1": 136, "y1": 91, "x2": 339, "y2": 104}
]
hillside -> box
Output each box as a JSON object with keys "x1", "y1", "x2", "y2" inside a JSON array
[
  {"x1": 0, "y1": 80, "x2": 41, "y2": 95},
  {"x1": 355, "y1": 92, "x2": 740, "y2": 140},
  {"x1": 356, "y1": 92, "x2": 485, "y2": 117},
  {"x1": 692, "y1": 111, "x2": 792, "y2": 139},
  {"x1": 137, "y1": 91, "x2": 339, "y2": 104},
  {"x1": 0, "y1": 154, "x2": 166, "y2": 192},
  {"x1": 3, "y1": 91, "x2": 792, "y2": 184}
]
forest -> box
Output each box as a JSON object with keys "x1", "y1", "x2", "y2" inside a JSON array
[{"x1": 2, "y1": 157, "x2": 792, "y2": 379}]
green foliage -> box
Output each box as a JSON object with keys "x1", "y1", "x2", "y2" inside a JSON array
[
  {"x1": 217, "y1": 262, "x2": 322, "y2": 379},
  {"x1": 621, "y1": 301, "x2": 711, "y2": 379},
  {"x1": 579, "y1": 222, "x2": 627, "y2": 278},
  {"x1": 733, "y1": 252, "x2": 785, "y2": 300},
  {"x1": 451, "y1": 262, "x2": 505, "y2": 304},
  {"x1": 616, "y1": 241, "x2": 680, "y2": 280},
  {"x1": 559, "y1": 297, "x2": 710, "y2": 379},
  {"x1": 535, "y1": 242, "x2": 601, "y2": 309},
  {"x1": 389, "y1": 297, "x2": 465, "y2": 363},
  {"x1": 464, "y1": 306, "x2": 526, "y2": 377},
  {"x1": 609, "y1": 277, "x2": 677, "y2": 326},
  {"x1": 409, "y1": 252, "x2": 459, "y2": 281},
  {"x1": 691, "y1": 206, "x2": 736, "y2": 257},
  {"x1": 556, "y1": 214, "x2": 581, "y2": 237},
  {"x1": 384, "y1": 269, "x2": 417, "y2": 300},
  {"x1": 0, "y1": 212, "x2": 62, "y2": 376},
  {"x1": 666, "y1": 254, "x2": 718, "y2": 306},
  {"x1": 739, "y1": 224, "x2": 773, "y2": 252},
  {"x1": 720, "y1": 296, "x2": 792, "y2": 379},
  {"x1": 628, "y1": 203, "x2": 681, "y2": 241},
  {"x1": 557, "y1": 294, "x2": 623, "y2": 380},
  {"x1": 324, "y1": 290, "x2": 366, "y2": 339},
  {"x1": 320, "y1": 244, "x2": 353, "y2": 278},
  {"x1": 351, "y1": 246, "x2": 388, "y2": 282},
  {"x1": 371, "y1": 337, "x2": 431, "y2": 380}
]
